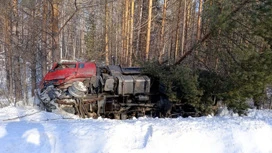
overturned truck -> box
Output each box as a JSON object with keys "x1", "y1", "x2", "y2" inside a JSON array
[{"x1": 35, "y1": 60, "x2": 172, "y2": 119}]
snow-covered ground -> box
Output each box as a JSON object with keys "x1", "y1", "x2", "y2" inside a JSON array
[{"x1": 0, "y1": 105, "x2": 272, "y2": 153}]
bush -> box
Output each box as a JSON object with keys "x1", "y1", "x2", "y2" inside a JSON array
[
  {"x1": 142, "y1": 61, "x2": 252, "y2": 116},
  {"x1": 142, "y1": 62, "x2": 204, "y2": 115}
]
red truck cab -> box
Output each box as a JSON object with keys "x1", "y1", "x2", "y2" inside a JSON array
[{"x1": 39, "y1": 60, "x2": 96, "y2": 90}]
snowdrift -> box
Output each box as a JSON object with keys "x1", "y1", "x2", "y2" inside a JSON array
[{"x1": 0, "y1": 106, "x2": 272, "y2": 153}]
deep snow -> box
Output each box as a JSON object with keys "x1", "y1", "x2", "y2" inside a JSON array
[{"x1": 0, "y1": 105, "x2": 272, "y2": 153}]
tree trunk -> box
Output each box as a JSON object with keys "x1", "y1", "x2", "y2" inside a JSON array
[
  {"x1": 42, "y1": 0, "x2": 48, "y2": 76},
  {"x1": 125, "y1": 0, "x2": 130, "y2": 65},
  {"x1": 197, "y1": 0, "x2": 202, "y2": 40},
  {"x1": 31, "y1": 63, "x2": 36, "y2": 97},
  {"x1": 105, "y1": 0, "x2": 109, "y2": 65},
  {"x1": 174, "y1": 0, "x2": 182, "y2": 62},
  {"x1": 22, "y1": 60, "x2": 28, "y2": 105},
  {"x1": 145, "y1": 0, "x2": 153, "y2": 61},
  {"x1": 136, "y1": 0, "x2": 143, "y2": 60},
  {"x1": 52, "y1": 0, "x2": 60, "y2": 62},
  {"x1": 128, "y1": 0, "x2": 134, "y2": 66},
  {"x1": 181, "y1": 0, "x2": 187, "y2": 56},
  {"x1": 158, "y1": 0, "x2": 167, "y2": 64},
  {"x1": 122, "y1": 0, "x2": 129, "y2": 65},
  {"x1": 4, "y1": 8, "x2": 13, "y2": 98},
  {"x1": 185, "y1": 0, "x2": 191, "y2": 54},
  {"x1": 13, "y1": 0, "x2": 23, "y2": 102}
]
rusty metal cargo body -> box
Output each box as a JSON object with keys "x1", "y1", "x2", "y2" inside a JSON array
[{"x1": 103, "y1": 65, "x2": 150, "y2": 95}]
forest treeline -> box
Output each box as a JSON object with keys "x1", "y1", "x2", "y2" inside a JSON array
[{"x1": 0, "y1": 0, "x2": 272, "y2": 114}]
